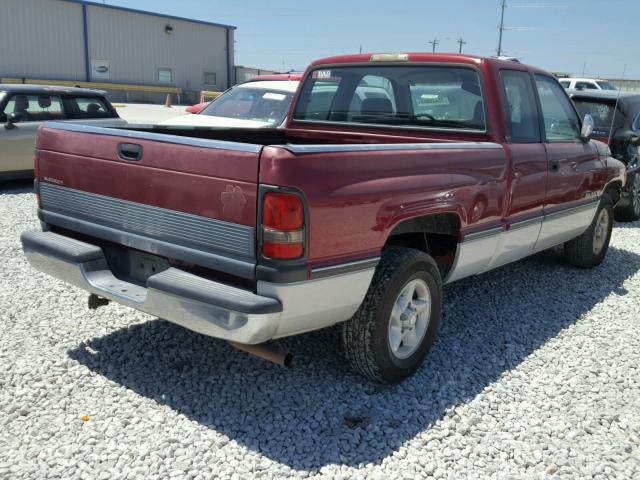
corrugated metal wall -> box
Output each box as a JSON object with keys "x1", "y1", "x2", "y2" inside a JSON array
[
  {"x1": 86, "y1": 6, "x2": 229, "y2": 92},
  {"x1": 0, "y1": 0, "x2": 86, "y2": 80},
  {"x1": 0, "y1": 0, "x2": 233, "y2": 101}
]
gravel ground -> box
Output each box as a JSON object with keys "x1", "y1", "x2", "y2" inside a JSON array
[{"x1": 1, "y1": 181, "x2": 639, "y2": 479}]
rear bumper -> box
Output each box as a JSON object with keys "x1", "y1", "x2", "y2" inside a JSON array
[
  {"x1": 21, "y1": 230, "x2": 376, "y2": 343},
  {"x1": 21, "y1": 230, "x2": 282, "y2": 344}
]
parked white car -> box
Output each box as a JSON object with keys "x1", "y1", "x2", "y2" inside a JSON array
[
  {"x1": 0, "y1": 84, "x2": 125, "y2": 180},
  {"x1": 558, "y1": 77, "x2": 617, "y2": 91},
  {"x1": 160, "y1": 76, "x2": 301, "y2": 129}
]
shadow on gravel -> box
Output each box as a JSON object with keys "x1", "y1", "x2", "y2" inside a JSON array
[
  {"x1": 68, "y1": 246, "x2": 640, "y2": 470},
  {"x1": 0, "y1": 179, "x2": 34, "y2": 195}
]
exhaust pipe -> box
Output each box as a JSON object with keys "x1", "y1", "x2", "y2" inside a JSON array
[{"x1": 229, "y1": 341, "x2": 292, "y2": 367}]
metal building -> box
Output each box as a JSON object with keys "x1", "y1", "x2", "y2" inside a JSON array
[
  {"x1": 0, "y1": 0, "x2": 236, "y2": 102},
  {"x1": 235, "y1": 66, "x2": 282, "y2": 84}
]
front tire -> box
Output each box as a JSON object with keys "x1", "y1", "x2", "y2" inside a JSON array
[
  {"x1": 614, "y1": 172, "x2": 640, "y2": 222},
  {"x1": 342, "y1": 247, "x2": 442, "y2": 384},
  {"x1": 564, "y1": 195, "x2": 614, "y2": 268}
]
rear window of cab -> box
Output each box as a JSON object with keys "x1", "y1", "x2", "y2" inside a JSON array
[{"x1": 293, "y1": 65, "x2": 486, "y2": 132}]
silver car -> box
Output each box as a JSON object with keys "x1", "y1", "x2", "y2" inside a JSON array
[{"x1": 0, "y1": 84, "x2": 126, "y2": 180}]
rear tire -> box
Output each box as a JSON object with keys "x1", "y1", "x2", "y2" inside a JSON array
[
  {"x1": 342, "y1": 247, "x2": 442, "y2": 384},
  {"x1": 614, "y1": 172, "x2": 640, "y2": 222},
  {"x1": 564, "y1": 195, "x2": 614, "y2": 268}
]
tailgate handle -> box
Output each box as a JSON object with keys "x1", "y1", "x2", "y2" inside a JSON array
[{"x1": 118, "y1": 143, "x2": 143, "y2": 161}]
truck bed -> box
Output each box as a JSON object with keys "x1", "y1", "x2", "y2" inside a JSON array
[{"x1": 35, "y1": 122, "x2": 504, "y2": 281}]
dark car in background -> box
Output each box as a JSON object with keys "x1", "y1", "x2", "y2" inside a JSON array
[
  {"x1": 0, "y1": 84, "x2": 125, "y2": 180},
  {"x1": 570, "y1": 90, "x2": 640, "y2": 221}
]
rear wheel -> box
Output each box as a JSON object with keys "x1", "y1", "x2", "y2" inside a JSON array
[
  {"x1": 564, "y1": 195, "x2": 614, "y2": 268},
  {"x1": 614, "y1": 172, "x2": 640, "y2": 222},
  {"x1": 342, "y1": 247, "x2": 442, "y2": 384}
]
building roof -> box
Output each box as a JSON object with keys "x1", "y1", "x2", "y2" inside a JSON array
[
  {"x1": 0, "y1": 84, "x2": 106, "y2": 96},
  {"x1": 59, "y1": 0, "x2": 236, "y2": 30}
]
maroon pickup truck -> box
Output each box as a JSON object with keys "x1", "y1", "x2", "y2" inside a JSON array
[{"x1": 21, "y1": 53, "x2": 625, "y2": 383}]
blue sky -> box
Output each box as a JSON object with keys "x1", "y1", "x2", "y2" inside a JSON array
[{"x1": 104, "y1": 0, "x2": 640, "y2": 78}]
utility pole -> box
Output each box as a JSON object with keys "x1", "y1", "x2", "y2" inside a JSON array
[
  {"x1": 457, "y1": 37, "x2": 467, "y2": 53},
  {"x1": 359, "y1": 45, "x2": 363, "y2": 54},
  {"x1": 497, "y1": 0, "x2": 506, "y2": 56},
  {"x1": 428, "y1": 38, "x2": 439, "y2": 53}
]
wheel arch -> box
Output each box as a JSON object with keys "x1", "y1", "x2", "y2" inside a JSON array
[
  {"x1": 384, "y1": 212, "x2": 461, "y2": 278},
  {"x1": 604, "y1": 178, "x2": 623, "y2": 205}
]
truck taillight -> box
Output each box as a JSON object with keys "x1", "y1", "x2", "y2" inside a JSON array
[{"x1": 261, "y1": 192, "x2": 305, "y2": 260}]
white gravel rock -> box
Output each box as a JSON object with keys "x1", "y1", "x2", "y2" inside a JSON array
[{"x1": 1, "y1": 180, "x2": 639, "y2": 479}]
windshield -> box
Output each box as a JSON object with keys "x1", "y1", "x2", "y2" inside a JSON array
[
  {"x1": 200, "y1": 86, "x2": 293, "y2": 125},
  {"x1": 596, "y1": 81, "x2": 616, "y2": 91}
]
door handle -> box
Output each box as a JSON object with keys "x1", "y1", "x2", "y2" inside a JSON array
[
  {"x1": 117, "y1": 143, "x2": 143, "y2": 161},
  {"x1": 569, "y1": 161, "x2": 578, "y2": 170},
  {"x1": 549, "y1": 159, "x2": 560, "y2": 173}
]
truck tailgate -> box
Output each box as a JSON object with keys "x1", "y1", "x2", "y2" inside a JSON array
[{"x1": 35, "y1": 123, "x2": 263, "y2": 279}]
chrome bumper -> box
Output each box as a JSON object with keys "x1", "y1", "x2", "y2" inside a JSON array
[{"x1": 21, "y1": 230, "x2": 282, "y2": 344}]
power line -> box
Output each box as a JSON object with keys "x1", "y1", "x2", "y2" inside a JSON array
[
  {"x1": 457, "y1": 37, "x2": 467, "y2": 54},
  {"x1": 497, "y1": 1, "x2": 559, "y2": 56},
  {"x1": 428, "y1": 38, "x2": 439, "y2": 53}
]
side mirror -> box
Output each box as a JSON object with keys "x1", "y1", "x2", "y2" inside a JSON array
[
  {"x1": 4, "y1": 112, "x2": 22, "y2": 130},
  {"x1": 580, "y1": 114, "x2": 594, "y2": 142}
]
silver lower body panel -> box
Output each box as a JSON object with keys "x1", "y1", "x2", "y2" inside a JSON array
[
  {"x1": 259, "y1": 268, "x2": 375, "y2": 339},
  {"x1": 446, "y1": 200, "x2": 599, "y2": 284},
  {"x1": 21, "y1": 230, "x2": 374, "y2": 343}
]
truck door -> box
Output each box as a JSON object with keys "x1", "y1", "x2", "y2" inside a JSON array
[
  {"x1": 533, "y1": 74, "x2": 600, "y2": 251},
  {"x1": 486, "y1": 69, "x2": 547, "y2": 270}
]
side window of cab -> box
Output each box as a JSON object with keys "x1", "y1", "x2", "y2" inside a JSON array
[
  {"x1": 534, "y1": 75, "x2": 581, "y2": 142},
  {"x1": 500, "y1": 70, "x2": 540, "y2": 143}
]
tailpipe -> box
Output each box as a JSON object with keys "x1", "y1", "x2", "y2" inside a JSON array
[{"x1": 228, "y1": 341, "x2": 292, "y2": 367}]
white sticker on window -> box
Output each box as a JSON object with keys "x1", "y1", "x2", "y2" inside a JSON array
[
  {"x1": 262, "y1": 92, "x2": 287, "y2": 101},
  {"x1": 314, "y1": 70, "x2": 331, "y2": 79}
]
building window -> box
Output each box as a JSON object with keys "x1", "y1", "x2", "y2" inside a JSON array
[
  {"x1": 158, "y1": 67, "x2": 173, "y2": 84},
  {"x1": 204, "y1": 72, "x2": 217, "y2": 86}
]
